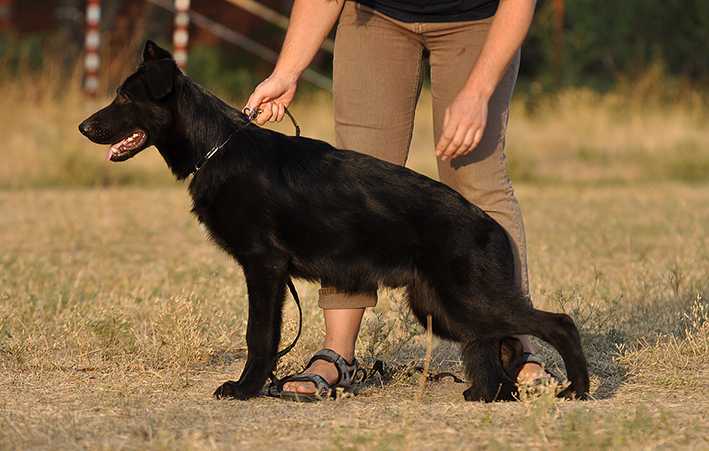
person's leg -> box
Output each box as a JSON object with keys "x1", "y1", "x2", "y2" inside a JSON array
[
  {"x1": 425, "y1": 20, "x2": 543, "y2": 382},
  {"x1": 284, "y1": 1, "x2": 424, "y2": 393},
  {"x1": 284, "y1": 307, "x2": 365, "y2": 394}
]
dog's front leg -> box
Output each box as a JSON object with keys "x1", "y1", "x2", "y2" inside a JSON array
[{"x1": 214, "y1": 256, "x2": 287, "y2": 400}]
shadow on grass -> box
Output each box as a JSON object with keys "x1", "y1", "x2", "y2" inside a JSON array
[{"x1": 542, "y1": 279, "x2": 708, "y2": 400}]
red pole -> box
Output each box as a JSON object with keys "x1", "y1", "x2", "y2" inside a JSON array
[
  {"x1": 173, "y1": 0, "x2": 190, "y2": 70},
  {"x1": 84, "y1": 0, "x2": 101, "y2": 96},
  {"x1": 0, "y1": 0, "x2": 12, "y2": 31}
]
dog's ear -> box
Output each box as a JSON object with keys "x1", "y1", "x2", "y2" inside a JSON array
[
  {"x1": 143, "y1": 59, "x2": 177, "y2": 100},
  {"x1": 142, "y1": 40, "x2": 173, "y2": 63}
]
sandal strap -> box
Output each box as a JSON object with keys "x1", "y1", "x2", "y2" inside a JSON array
[
  {"x1": 519, "y1": 352, "x2": 545, "y2": 367},
  {"x1": 305, "y1": 348, "x2": 358, "y2": 388},
  {"x1": 506, "y1": 351, "x2": 561, "y2": 384},
  {"x1": 504, "y1": 351, "x2": 543, "y2": 381}
]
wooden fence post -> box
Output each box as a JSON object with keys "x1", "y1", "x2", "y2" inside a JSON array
[
  {"x1": 173, "y1": 0, "x2": 190, "y2": 70},
  {"x1": 84, "y1": 0, "x2": 101, "y2": 96}
]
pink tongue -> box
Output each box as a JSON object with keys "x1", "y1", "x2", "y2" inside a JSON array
[
  {"x1": 107, "y1": 142, "x2": 122, "y2": 161},
  {"x1": 106, "y1": 143, "x2": 126, "y2": 161}
]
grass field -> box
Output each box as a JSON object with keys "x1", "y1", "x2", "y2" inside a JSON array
[
  {"x1": 1, "y1": 63, "x2": 708, "y2": 448},
  {"x1": 1, "y1": 184, "x2": 707, "y2": 450}
]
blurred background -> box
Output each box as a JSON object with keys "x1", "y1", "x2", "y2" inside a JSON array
[{"x1": 1, "y1": 0, "x2": 708, "y2": 187}]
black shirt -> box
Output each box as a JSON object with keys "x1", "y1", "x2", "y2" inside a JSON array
[{"x1": 354, "y1": 0, "x2": 499, "y2": 23}]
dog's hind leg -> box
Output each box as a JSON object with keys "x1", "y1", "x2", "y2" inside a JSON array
[
  {"x1": 523, "y1": 310, "x2": 590, "y2": 400},
  {"x1": 485, "y1": 309, "x2": 589, "y2": 400},
  {"x1": 407, "y1": 277, "x2": 518, "y2": 401},
  {"x1": 461, "y1": 338, "x2": 517, "y2": 402},
  {"x1": 491, "y1": 306, "x2": 590, "y2": 400},
  {"x1": 406, "y1": 275, "x2": 459, "y2": 341},
  {"x1": 213, "y1": 255, "x2": 288, "y2": 400}
]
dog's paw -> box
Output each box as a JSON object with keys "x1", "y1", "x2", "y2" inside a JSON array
[
  {"x1": 557, "y1": 386, "x2": 589, "y2": 401},
  {"x1": 213, "y1": 380, "x2": 253, "y2": 400}
]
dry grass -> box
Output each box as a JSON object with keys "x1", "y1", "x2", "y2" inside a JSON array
[
  {"x1": 1, "y1": 185, "x2": 708, "y2": 450},
  {"x1": 1, "y1": 53, "x2": 708, "y2": 449}
]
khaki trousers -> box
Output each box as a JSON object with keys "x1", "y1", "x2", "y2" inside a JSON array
[{"x1": 319, "y1": 1, "x2": 528, "y2": 309}]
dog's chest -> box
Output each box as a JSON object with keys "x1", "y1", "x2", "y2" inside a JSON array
[
  {"x1": 190, "y1": 199, "x2": 258, "y2": 259},
  {"x1": 192, "y1": 204, "x2": 229, "y2": 246}
]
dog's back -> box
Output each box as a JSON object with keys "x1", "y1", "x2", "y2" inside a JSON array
[{"x1": 191, "y1": 127, "x2": 510, "y2": 294}]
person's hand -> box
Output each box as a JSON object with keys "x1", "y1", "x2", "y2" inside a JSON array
[
  {"x1": 244, "y1": 72, "x2": 298, "y2": 125},
  {"x1": 435, "y1": 90, "x2": 490, "y2": 161}
]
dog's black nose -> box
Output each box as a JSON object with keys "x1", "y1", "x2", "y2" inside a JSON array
[{"x1": 78, "y1": 121, "x2": 93, "y2": 137}]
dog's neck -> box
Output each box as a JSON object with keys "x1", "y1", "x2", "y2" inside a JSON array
[{"x1": 156, "y1": 76, "x2": 249, "y2": 180}]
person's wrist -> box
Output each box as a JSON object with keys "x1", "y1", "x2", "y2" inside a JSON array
[
  {"x1": 461, "y1": 77, "x2": 494, "y2": 102},
  {"x1": 271, "y1": 67, "x2": 300, "y2": 86}
]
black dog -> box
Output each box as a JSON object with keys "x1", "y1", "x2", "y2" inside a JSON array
[{"x1": 79, "y1": 41, "x2": 589, "y2": 402}]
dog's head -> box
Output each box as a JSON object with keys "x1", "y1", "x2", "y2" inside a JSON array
[{"x1": 79, "y1": 41, "x2": 179, "y2": 162}]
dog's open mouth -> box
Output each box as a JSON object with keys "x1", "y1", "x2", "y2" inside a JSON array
[{"x1": 107, "y1": 130, "x2": 147, "y2": 161}]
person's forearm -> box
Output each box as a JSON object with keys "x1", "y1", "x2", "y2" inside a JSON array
[
  {"x1": 462, "y1": 0, "x2": 535, "y2": 99},
  {"x1": 273, "y1": 0, "x2": 344, "y2": 81}
]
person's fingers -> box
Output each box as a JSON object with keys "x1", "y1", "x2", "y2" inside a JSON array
[
  {"x1": 436, "y1": 130, "x2": 455, "y2": 158},
  {"x1": 254, "y1": 102, "x2": 273, "y2": 125},
  {"x1": 473, "y1": 113, "x2": 487, "y2": 148},
  {"x1": 435, "y1": 109, "x2": 453, "y2": 156},
  {"x1": 245, "y1": 78, "x2": 285, "y2": 114},
  {"x1": 245, "y1": 89, "x2": 268, "y2": 115},
  {"x1": 471, "y1": 128, "x2": 484, "y2": 150},
  {"x1": 268, "y1": 102, "x2": 279, "y2": 122},
  {"x1": 275, "y1": 103, "x2": 286, "y2": 122},
  {"x1": 441, "y1": 124, "x2": 468, "y2": 160},
  {"x1": 458, "y1": 128, "x2": 477, "y2": 157}
]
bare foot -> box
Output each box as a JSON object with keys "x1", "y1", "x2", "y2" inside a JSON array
[
  {"x1": 516, "y1": 361, "x2": 549, "y2": 385},
  {"x1": 282, "y1": 359, "x2": 341, "y2": 394}
]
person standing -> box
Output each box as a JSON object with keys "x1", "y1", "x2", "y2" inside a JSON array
[{"x1": 244, "y1": 0, "x2": 546, "y2": 397}]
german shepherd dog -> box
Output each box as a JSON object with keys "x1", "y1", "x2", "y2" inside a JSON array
[{"x1": 79, "y1": 41, "x2": 589, "y2": 402}]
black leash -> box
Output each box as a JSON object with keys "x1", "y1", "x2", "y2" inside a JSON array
[
  {"x1": 192, "y1": 105, "x2": 301, "y2": 174},
  {"x1": 192, "y1": 103, "x2": 305, "y2": 384},
  {"x1": 355, "y1": 360, "x2": 466, "y2": 385},
  {"x1": 262, "y1": 278, "x2": 303, "y2": 395},
  {"x1": 189, "y1": 103, "x2": 304, "y2": 381},
  {"x1": 276, "y1": 279, "x2": 302, "y2": 361},
  {"x1": 249, "y1": 107, "x2": 303, "y2": 368}
]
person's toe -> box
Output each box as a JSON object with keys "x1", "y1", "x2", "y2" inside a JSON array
[
  {"x1": 517, "y1": 362, "x2": 548, "y2": 384},
  {"x1": 296, "y1": 382, "x2": 316, "y2": 393}
]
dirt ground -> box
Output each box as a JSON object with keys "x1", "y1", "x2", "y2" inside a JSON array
[{"x1": 1, "y1": 185, "x2": 708, "y2": 450}]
